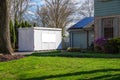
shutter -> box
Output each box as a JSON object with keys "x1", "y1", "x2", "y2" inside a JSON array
[
  {"x1": 113, "y1": 17, "x2": 119, "y2": 37},
  {"x1": 98, "y1": 18, "x2": 103, "y2": 38}
]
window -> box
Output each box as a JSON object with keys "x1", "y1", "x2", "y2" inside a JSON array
[
  {"x1": 104, "y1": 27, "x2": 113, "y2": 38},
  {"x1": 102, "y1": 18, "x2": 114, "y2": 38}
]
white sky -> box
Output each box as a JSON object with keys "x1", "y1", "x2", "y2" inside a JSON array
[
  {"x1": 27, "y1": 0, "x2": 86, "y2": 26},
  {"x1": 28, "y1": 0, "x2": 85, "y2": 14}
]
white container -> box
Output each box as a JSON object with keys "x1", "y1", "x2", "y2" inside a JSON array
[{"x1": 18, "y1": 27, "x2": 62, "y2": 51}]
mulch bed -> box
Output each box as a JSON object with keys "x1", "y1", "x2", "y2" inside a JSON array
[{"x1": 0, "y1": 55, "x2": 24, "y2": 62}]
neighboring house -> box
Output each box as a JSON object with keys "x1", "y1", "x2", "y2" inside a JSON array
[
  {"x1": 68, "y1": 17, "x2": 94, "y2": 49},
  {"x1": 94, "y1": 0, "x2": 120, "y2": 39}
]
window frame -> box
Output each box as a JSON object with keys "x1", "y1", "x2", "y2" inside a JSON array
[{"x1": 102, "y1": 17, "x2": 114, "y2": 38}]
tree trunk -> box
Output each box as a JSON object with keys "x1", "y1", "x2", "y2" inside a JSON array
[{"x1": 0, "y1": 0, "x2": 14, "y2": 55}]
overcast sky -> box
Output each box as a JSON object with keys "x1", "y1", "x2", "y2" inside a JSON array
[
  {"x1": 30, "y1": 0, "x2": 84, "y2": 7},
  {"x1": 26, "y1": 0, "x2": 86, "y2": 26},
  {"x1": 28, "y1": 0, "x2": 84, "y2": 13}
]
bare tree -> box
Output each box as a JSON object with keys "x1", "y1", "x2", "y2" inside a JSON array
[
  {"x1": 37, "y1": 0, "x2": 75, "y2": 36},
  {"x1": 0, "y1": 0, "x2": 13, "y2": 55},
  {"x1": 9, "y1": 0, "x2": 31, "y2": 22},
  {"x1": 78, "y1": 0, "x2": 94, "y2": 17},
  {"x1": 36, "y1": 6, "x2": 48, "y2": 27}
]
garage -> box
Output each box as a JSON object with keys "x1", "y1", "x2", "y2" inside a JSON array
[{"x1": 68, "y1": 17, "x2": 94, "y2": 49}]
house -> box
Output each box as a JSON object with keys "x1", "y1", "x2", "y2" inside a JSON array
[
  {"x1": 94, "y1": 0, "x2": 120, "y2": 39},
  {"x1": 68, "y1": 17, "x2": 94, "y2": 49}
]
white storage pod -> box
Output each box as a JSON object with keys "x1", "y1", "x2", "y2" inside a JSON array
[{"x1": 18, "y1": 27, "x2": 62, "y2": 51}]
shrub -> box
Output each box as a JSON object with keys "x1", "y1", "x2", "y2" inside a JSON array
[
  {"x1": 94, "y1": 37, "x2": 107, "y2": 53},
  {"x1": 94, "y1": 37, "x2": 120, "y2": 54},
  {"x1": 94, "y1": 46, "x2": 102, "y2": 53},
  {"x1": 67, "y1": 47, "x2": 81, "y2": 52},
  {"x1": 88, "y1": 42, "x2": 94, "y2": 52},
  {"x1": 104, "y1": 38, "x2": 120, "y2": 53}
]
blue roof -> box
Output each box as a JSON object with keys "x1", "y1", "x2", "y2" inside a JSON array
[{"x1": 69, "y1": 17, "x2": 94, "y2": 29}]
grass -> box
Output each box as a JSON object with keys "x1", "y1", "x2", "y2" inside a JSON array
[{"x1": 0, "y1": 51, "x2": 120, "y2": 80}]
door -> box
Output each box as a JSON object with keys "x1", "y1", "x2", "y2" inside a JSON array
[{"x1": 72, "y1": 31, "x2": 87, "y2": 49}]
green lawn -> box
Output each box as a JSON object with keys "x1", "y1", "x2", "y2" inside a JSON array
[{"x1": 0, "y1": 52, "x2": 120, "y2": 80}]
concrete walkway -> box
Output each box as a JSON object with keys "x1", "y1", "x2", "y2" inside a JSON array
[{"x1": 14, "y1": 52, "x2": 33, "y2": 55}]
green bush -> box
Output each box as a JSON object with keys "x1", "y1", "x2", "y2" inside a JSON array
[
  {"x1": 94, "y1": 37, "x2": 120, "y2": 54},
  {"x1": 67, "y1": 47, "x2": 81, "y2": 52},
  {"x1": 88, "y1": 42, "x2": 94, "y2": 52},
  {"x1": 94, "y1": 46, "x2": 102, "y2": 53},
  {"x1": 104, "y1": 38, "x2": 120, "y2": 54}
]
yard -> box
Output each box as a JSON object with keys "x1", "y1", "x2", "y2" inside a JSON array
[{"x1": 0, "y1": 51, "x2": 120, "y2": 80}]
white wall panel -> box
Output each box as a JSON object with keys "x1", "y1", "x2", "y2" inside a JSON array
[{"x1": 18, "y1": 27, "x2": 62, "y2": 51}]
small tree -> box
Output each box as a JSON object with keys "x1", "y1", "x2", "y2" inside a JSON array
[
  {"x1": 10, "y1": 20, "x2": 16, "y2": 49},
  {"x1": 14, "y1": 19, "x2": 20, "y2": 49},
  {"x1": 14, "y1": 20, "x2": 32, "y2": 49},
  {"x1": 15, "y1": 19, "x2": 20, "y2": 28}
]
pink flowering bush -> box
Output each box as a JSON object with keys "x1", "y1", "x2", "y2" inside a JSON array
[
  {"x1": 94, "y1": 37, "x2": 120, "y2": 53},
  {"x1": 94, "y1": 37, "x2": 108, "y2": 53}
]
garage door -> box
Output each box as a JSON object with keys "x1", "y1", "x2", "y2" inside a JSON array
[{"x1": 72, "y1": 32, "x2": 87, "y2": 49}]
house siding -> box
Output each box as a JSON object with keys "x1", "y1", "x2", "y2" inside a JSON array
[
  {"x1": 95, "y1": 0, "x2": 120, "y2": 39},
  {"x1": 95, "y1": 15, "x2": 120, "y2": 39},
  {"x1": 118, "y1": 16, "x2": 120, "y2": 37},
  {"x1": 95, "y1": 0, "x2": 120, "y2": 17}
]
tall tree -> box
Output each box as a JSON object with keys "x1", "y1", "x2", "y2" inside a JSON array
[
  {"x1": 37, "y1": 0, "x2": 75, "y2": 36},
  {"x1": 9, "y1": 0, "x2": 31, "y2": 22},
  {"x1": 0, "y1": 0, "x2": 13, "y2": 55},
  {"x1": 78, "y1": 0, "x2": 94, "y2": 18},
  {"x1": 36, "y1": 6, "x2": 48, "y2": 27}
]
